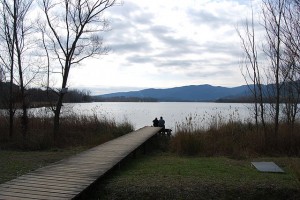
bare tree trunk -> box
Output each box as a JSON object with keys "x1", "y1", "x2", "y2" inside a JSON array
[
  {"x1": 9, "y1": 35, "x2": 14, "y2": 138},
  {"x1": 16, "y1": 34, "x2": 28, "y2": 137},
  {"x1": 13, "y1": 0, "x2": 30, "y2": 138},
  {"x1": 53, "y1": 95, "x2": 63, "y2": 140},
  {"x1": 274, "y1": 23, "x2": 281, "y2": 142},
  {"x1": 53, "y1": 59, "x2": 70, "y2": 138},
  {"x1": 9, "y1": 72, "x2": 14, "y2": 138}
]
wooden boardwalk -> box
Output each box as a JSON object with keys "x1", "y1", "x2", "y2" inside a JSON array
[{"x1": 0, "y1": 126, "x2": 161, "y2": 200}]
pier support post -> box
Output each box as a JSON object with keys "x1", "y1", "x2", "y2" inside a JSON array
[{"x1": 143, "y1": 143, "x2": 146, "y2": 154}]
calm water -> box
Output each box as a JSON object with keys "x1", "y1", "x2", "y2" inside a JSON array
[
  {"x1": 44, "y1": 102, "x2": 253, "y2": 131},
  {"x1": 4, "y1": 102, "x2": 298, "y2": 132}
]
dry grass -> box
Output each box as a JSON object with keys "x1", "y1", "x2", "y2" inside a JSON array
[
  {"x1": 171, "y1": 113, "x2": 300, "y2": 158},
  {"x1": 0, "y1": 114, "x2": 134, "y2": 150}
]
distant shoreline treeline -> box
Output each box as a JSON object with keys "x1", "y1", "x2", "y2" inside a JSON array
[{"x1": 0, "y1": 82, "x2": 92, "y2": 109}]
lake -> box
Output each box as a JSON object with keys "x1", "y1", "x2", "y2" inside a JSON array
[{"x1": 38, "y1": 102, "x2": 253, "y2": 131}]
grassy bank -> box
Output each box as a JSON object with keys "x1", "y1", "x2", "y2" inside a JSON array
[{"x1": 87, "y1": 152, "x2": 300, "y2": 200}]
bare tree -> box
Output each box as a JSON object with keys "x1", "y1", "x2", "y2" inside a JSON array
[
  {"x1": 280, "y1": 0, "x2": 300, "y2": 130},
  {"x1": 238, "y1": 7, "x2": 266, "y2": 135},
  {"x1": 283, "y1": 0, "x2": 300, "y2": 61},
  {"x1": 262, "y1": 0, "x2": 288, "y2": 140},
  {"x1": 0, "y1": 0, "x2": 38, "y2": 138},
  {"x1": 239, "y1": 0, "x2": 300, "y2": 150},
  {"x1": 14, "y1": 0, "x2": 35, "y2": 138},
  {"x1": 39, "y1": 0, "x2": 117, "y2": 138},
  {"x1": 281, "y1": 56, "x2": 300, "y2": 127},
  {"x1": 0, "y1": 0, "x2": 17, "y2": 138}
]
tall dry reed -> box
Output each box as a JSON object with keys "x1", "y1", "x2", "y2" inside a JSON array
[
  {"x1": 0, "y1": 114, "x2": 134, "y2": 150},
  {"x1": 170, "y1": 112, "x2": 300, "y2": 157}
]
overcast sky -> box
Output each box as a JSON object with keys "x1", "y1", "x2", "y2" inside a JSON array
[{"x1": 68, "y1": 0, "x2": 259, "y2": 95}]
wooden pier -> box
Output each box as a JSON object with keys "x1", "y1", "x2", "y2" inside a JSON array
[{"x1": 0, "y1": 126, "x2": 161, "y2": 200}]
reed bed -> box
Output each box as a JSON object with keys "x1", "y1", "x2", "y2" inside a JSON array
[
  {"x1": 171, "y1": 112, "x2": 300, "y2": 158},
  {"x1": 0, "y1": 114, "x2": 134, "y2": 150}
]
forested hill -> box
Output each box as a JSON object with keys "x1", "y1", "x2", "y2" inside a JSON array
[{"x1": 95, "y1": 84, "x2": 251, "y2": 102}]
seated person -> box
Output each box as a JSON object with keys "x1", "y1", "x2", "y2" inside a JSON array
[
  {"x1": 153, "y1": 117, "x2": 159, "y2": 127},
  {"x1": 158, "y1": 116, "x2": 165, "y2": 130}
]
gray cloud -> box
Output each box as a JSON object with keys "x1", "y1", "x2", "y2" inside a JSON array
[
  {"x1": 158, "y1": 60, "x2": 194, "y2": 67},
  {"x1": 145, "y1": 26, "x2": 204, "y2": 65},
  {"x1": 109, "y1": 42, "x2": 151, "y2": 53},
  {"x1": 149, "y1": 25, "x2": 172, "y2": 35},
  {"x1": 108, "y1": 2, "x2": 141, "y2": 19},
  {"x1": 133, "y1": 12, "x2": 154, "y2": 25},
  {"x1": 148, "y1": 25, "x2": 195, "y2": 49},
  {"x1": 109, "y1": 1, "x2": 154, "y2": 25},
  {"x1": 189, "y1": 9, "x2": 222, "y2": 26},
  {"x1": 158, "y1": 34, "x2": 195, "y2": 48},
  {"x1": 186, "y1": 69, "x2": 232, "y2": 78},
  {"x1": 187, "y1": 7, "x2": 241, "y2": 29},
  {"x1": 126, "y1": 55, "x2": 156, "y2": 64},
  {"x1": 202, "y1": 41, "x2": 242, "y2": 57},
  {"x1": 69, "y1": 0, "x2": 253, "y2": 91},
  {"x1": 103, "y1": 3, "x2": 159, "y2": 56},
  {"x1": 105, "y1": 1, "x2": 244, "y2": 80}
]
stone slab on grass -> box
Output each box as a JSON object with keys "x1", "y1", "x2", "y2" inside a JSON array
[{"x1": 251, "y1": 162, "x2": 284, "y2": 173}]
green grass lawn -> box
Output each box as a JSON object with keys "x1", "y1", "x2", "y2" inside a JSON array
[
  {"x1": 89, "y1": 152, "x2": 300, "y2": 200},
  {"x1": 1, "y1": 150, "x2": 299, "y2": 200},
  {"x1": 0, "y1": 147, "x2": 87, "y2": 184}
]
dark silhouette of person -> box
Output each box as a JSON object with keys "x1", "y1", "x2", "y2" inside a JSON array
[
  {"x1": 153, "y1": 117, "x2": 159, "y2": 127},
  {"x1": 158, "y1": 116, "x2": 165, "y2": 130}
]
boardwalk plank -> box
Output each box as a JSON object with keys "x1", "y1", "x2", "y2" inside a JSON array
[
  {"x1": 34, "y1": 167, "x2": 107, "y2": 176},
  {"x1": 43, "y1": 165, "x2": 110, "y2": 173},
  {"x1": 12, "y1": 174, "x2": 93, "y2": 184},
  {"x1": 0, "y1": 194, "x2": 35, "y2": 200},
  {"x1": 20, "y1": 173, "x2": 94, "y2": 182},
  {"x1": 0, "y1": 183, "x2": 81, "y2": 194},
  {"x1": 29, "y1": 170, "x2": 100, "y2": 179},
  {"x1": 0, "y1": 187, "x2": 76, "y2": 198},
  {"x1": 0, "y1": 126, "x2": 161, "y2": 199},
  {"x1": 1, "y1": 180, "x2": 86, "y2": 190},
  {"x1": 0, "y1": 190, "x2": 68, "y2": 200}
]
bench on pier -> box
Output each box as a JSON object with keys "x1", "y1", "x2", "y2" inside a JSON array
[{"x1": 160, "y1": 128, "x2": 172, "y2": 136}]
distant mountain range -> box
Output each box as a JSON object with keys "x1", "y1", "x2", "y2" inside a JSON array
[{"x1": 94, "y1": 84, "x2": 253, "y2": 102}]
